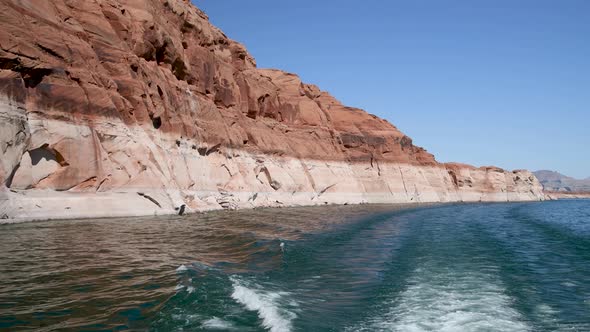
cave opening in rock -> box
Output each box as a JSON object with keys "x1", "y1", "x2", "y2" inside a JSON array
[
  {"x1": 155, "y1": 42, "x2": 168, "y2": 64},
  {"x1": 30, "y1": 145, "x2": 69, "y2": 167},
  {"x1": 30, "y1": 147, "x2": 57, "y2": 166},
  {"x1": 151, "y1": 116, "x2": 162, "y2": 129}
]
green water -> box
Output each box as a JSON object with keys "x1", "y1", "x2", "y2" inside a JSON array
[{"x1": 1, "y1": 201, "x2": 589, "y2": 331}]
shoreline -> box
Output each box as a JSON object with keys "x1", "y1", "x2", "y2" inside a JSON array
[
  {"x1": 1, "y1": 188, "x2": 546, "y2": 225},
  {"x1": 1, "y1": 202, "x2": 436, "y2": 226},
  {"x1": 544, "y1": 192, "x2": 590, "y2": 200},
  {"x1": 0, "y1": 140, "x2": 546, "y2": 224}
]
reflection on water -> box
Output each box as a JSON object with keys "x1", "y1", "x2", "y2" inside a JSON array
[{"x1": 0, "y1": 204, "x2": 417, "y2": 330}]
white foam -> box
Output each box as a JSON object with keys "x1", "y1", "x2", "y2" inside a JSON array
[
  {"x1": 534, "y1": 303, "x2": 558, "y2": 323},
  {"x1": 351, "y1": 264, "x2": 531, "y2": 332},
  {"x1": 176, "y1": 264, "x2": 188, "y2": 272},
  {"x1": 202, "y1": 317, "x2": 235, "y2": 330},
  {"x1": 561, "y1": 281, "x2": 577, "y2": 288},
  {"x1": 231, "y1": 277, "x2": 295, "y2": 332}
]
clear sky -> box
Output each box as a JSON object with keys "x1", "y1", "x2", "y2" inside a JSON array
[{"x1": 194, "y1": 1, "x2": 589, "y2": 178}]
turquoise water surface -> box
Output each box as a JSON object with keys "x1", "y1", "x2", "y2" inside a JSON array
[{"x1": 1, "y1": 201, "x2": 589, "y2": 331}]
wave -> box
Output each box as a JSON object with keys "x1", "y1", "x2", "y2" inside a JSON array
[
  {"x1": 202, "y1": 317, "x2": 235, "y2": 330},
  {"x1": 350, "y1": 264, "x2": 531, "y2": 332},
  {"x1": 230, "y1": 276, "x2": 296, "y2": 332}
]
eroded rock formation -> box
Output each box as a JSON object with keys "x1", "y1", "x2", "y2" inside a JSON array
[{"x1": 0, "y1": 0, "x2": 544, "y2": 221}]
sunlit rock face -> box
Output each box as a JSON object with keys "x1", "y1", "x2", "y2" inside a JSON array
[{"x1": 0, "y1": 0, "x2": 544, "y2": 221}]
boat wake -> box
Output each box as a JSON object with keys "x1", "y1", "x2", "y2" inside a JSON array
[
  {"x1": 231, "y1": 276, "x2": 297, "y2": 332},
  {"x1": 349, "y1": 262, "x2": 531, "y2": 332}
]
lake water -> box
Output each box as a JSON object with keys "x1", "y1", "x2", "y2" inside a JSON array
[{"x1": 1, "y1": 200, "x2": 589, "y2": 331}]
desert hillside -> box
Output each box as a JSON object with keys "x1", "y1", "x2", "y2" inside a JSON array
[{"x1": 534, "y1": 170, "x2": 590, "y2": 193}]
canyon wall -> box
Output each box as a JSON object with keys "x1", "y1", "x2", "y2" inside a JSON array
[{"x1": 0, "y1": 0, "x2": 544, "y2": 221}]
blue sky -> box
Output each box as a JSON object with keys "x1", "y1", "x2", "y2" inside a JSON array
[{"x1": 194, "y1": 1, "x2": 590, "y2": 178}]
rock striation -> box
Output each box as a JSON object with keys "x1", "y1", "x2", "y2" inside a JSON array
[{"x1": 0, "y1": 0, "x2": 544, "y2": 221}]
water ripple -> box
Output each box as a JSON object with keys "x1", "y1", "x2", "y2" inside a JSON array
[{"x1": 1, "y1": 201, "x2": 589, "y2": 331}]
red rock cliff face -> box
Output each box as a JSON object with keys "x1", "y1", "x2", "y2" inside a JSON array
[
  {"x1": 0, "y1": 0, "x2": 432, "y2": 167},
  {"x1": 0, "y1": 0, "x2": 544, "y2": 220}
]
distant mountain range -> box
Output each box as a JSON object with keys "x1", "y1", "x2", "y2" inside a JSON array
[{"x1": 534, "y1": 170, "x2": 590, "y2": 193}]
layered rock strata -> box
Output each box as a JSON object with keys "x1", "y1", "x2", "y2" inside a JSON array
[{"x1": 0, "y1": 0, "x2": 544, "y2": 221}]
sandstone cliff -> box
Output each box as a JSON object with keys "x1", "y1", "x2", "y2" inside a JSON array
[{"x1": 0, "y1": 0, "x2": 544, "y2": 221}]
